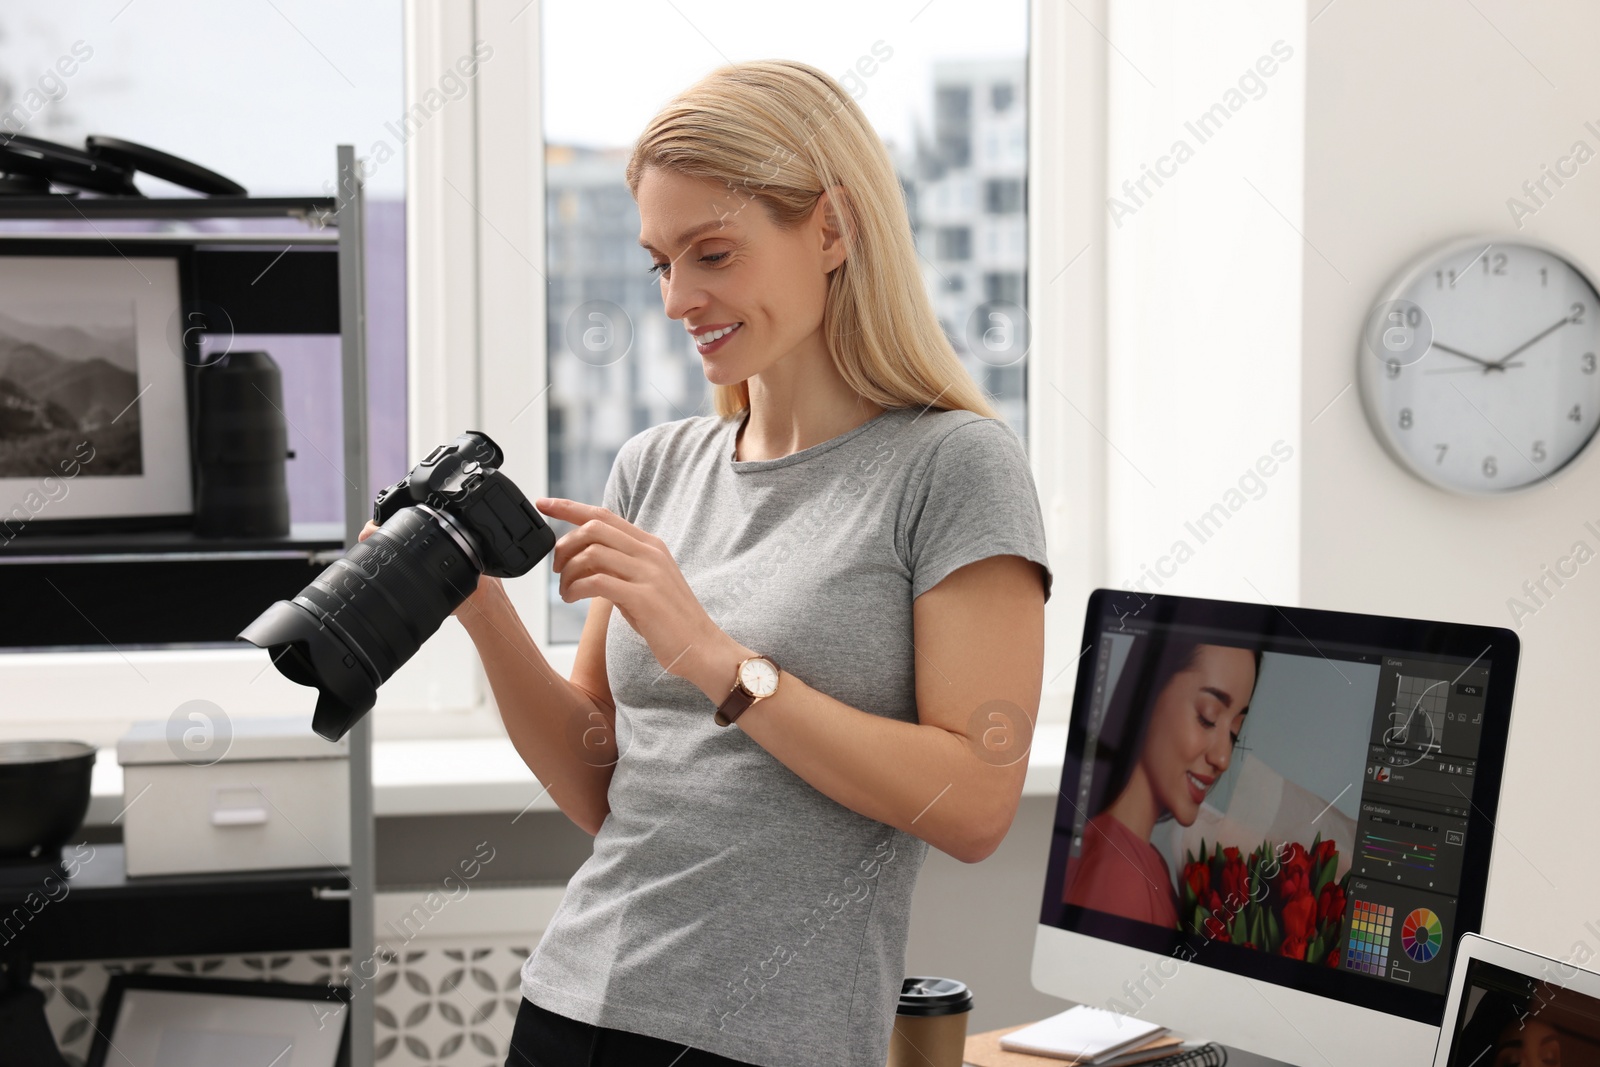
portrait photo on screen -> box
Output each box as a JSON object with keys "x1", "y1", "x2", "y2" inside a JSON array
[{"x1": 1058, "y1": 626, "x2": 1375, "y2": 970}]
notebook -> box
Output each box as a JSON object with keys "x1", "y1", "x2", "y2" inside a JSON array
[
  {"x1": 1098, "y1": 1040, "x2": 1228, "y2": 1067},
  {"x1": 966, "y1": 1026, "x2": 1226, "y2": 1067},
  {"x1": 998, "y1": 1005, "x2": 1168, "y2": 1062}
]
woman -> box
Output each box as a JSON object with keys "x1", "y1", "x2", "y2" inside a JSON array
[
  {"x1": 1062, "y1": 638, "x2": 1261, "y2": 927},
  {"x1": 1455, "y1": 987, "x2": 1561, "y2": 1067},
  {"x1": 364, "y1": 60, "x2": 1051, "y2": 1066},
  {"x1": 1491, "y1": 1017, "x2": 1565, "y2": 1066}
]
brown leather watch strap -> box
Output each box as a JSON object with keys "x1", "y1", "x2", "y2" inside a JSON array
[{"x1": 713, "y1": 687, "x2": 756, "y2": 728}]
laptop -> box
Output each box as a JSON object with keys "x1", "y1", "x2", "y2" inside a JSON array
[{"x1": 1433, "y1": 932, "x2": 1600, "y2": 1066}]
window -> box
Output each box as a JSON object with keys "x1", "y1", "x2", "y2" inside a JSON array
[
  {"x1": 936, "y1": 85, "x2": 972, "y2": 123},
  {"x1": 985, "y1": 177, "x2": 1024, "y2": 213},
  {"x1": 984, "y1": 271, "x2": 1024, "y2": 304},
  {"x1": 938, "y1": 131, "x2": 972, "y2": 168},
  {"x1": 0, "y1": 2, "x2": 408, "y2": 527},
  {"x1": 540, "y1": 1, "x2": 1031, "y2": 643},
  {"x1": 936, "y1": 226, "x2": 974, "y2": 260},
  {"x1": 0, "y1": 2, "x2": 480, "y2": 749}
]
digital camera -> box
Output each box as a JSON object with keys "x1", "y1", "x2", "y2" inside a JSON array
[{"x1": 239, "y1": 431, "x2": 555, "y2": 741}]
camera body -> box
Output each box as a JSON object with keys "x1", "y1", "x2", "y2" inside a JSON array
[
  {"x1": 239, "y1": 430, "x2": 555, "y2": 741},
  {"x1": 372, "y1": 431, "x2": 550, "y2": 579}
]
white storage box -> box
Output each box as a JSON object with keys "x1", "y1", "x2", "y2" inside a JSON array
[{"x1": 116, "y1": 714, "x2": 350, "y2": 877}]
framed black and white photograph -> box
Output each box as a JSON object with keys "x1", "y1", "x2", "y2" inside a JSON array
[
  {"x1": 0, "y1": 252, "x2": 192, "y2": 530},
  {"x1": 86, "y1": 973, "x2": 350, "y2": 1067}
]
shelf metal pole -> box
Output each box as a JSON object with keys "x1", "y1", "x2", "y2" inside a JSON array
[{"x1": 336, "y1": 143, "x2": 375, "y2": 1067}]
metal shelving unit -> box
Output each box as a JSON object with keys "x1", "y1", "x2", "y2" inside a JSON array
[
  {"x1": 0, "y1": 146, "x2": 376, "y2": 1067},
  {"x1": 0, "y1": 845, "x2": 352, "y2": 961}
]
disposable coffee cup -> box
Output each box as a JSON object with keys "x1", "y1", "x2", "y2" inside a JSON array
[{"x1": 886, "y1": 976, "x2": 973, "y2": 1067}]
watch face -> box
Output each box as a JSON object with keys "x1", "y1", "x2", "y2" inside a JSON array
[
  {"x1": 739, "y1": 657, "x2": 779, "y2": 698},
  {"x1": 1358, "y1": 236, "x2": 1600, "y2": 494}
]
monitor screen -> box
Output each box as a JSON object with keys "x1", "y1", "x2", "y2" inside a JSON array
[
  {"x1": 1445, "y1": 956, "x2": 1600, "y2": 1067},
  {"x1": 1040, "y1": 589, "x2": 1518, "y2": 1027}
]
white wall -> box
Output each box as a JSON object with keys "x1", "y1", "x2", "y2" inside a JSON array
[
  {"x1": 1103, "y1": 1, "x2": 1305, "y2": 605},
  {"x1": 1301, "y1": 0, "x2": 1600, "y2": 961}
]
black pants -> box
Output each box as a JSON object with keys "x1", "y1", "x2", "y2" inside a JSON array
[{"x1": 506, "y1": 997, "x2": 761, "y2": 1067}]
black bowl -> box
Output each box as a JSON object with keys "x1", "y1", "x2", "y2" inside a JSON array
[{"x1": 0, "y1": 741, "x2": 96, "y2": 860}]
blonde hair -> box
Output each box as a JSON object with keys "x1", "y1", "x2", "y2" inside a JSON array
[{"x1": 625, "y1": 59, "x2": 998, "y2": 421}]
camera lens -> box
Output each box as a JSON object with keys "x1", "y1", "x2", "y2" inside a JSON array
[
  {"x1": 241, "y1": 430, "x2": 553, "y2": 742},
  {"x1": 240, "y1": 505, "x2": 481, "y2": 741}
]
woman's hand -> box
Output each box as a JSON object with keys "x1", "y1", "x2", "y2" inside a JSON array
[
  {"x1": 535, "y1": 497, "x2": 720, "y2": 681},
  {"x1": 356, "y1": 519, "x2": 504, "y2": 621}
]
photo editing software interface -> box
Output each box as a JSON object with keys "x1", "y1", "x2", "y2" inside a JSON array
[
  {"x1": 1445, "y1": 956, "x2": 1600, "y2": 1067},
  {"x1": 1048, "y1": 603, "x2": 1501, "y2": 1003}
]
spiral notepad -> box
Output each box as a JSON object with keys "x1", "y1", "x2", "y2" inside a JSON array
[
  {"x1": 1097, "y1": 1042, "x2": 1228, "y2": 1067},
  {"x1": 999, "y1": 1004, "x2": 1167, "y2": 1061},
  {"x1": 965, "y1": 1022, "x2": 1227, "y2": 1067},
  {"x1": 1145, "y1": 1044, "x2": 1227, "y2": 1066}
]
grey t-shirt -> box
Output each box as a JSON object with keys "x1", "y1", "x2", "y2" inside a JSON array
[{"x1": 520, "y1": 404, "x2": 1053, "y2": 1066}]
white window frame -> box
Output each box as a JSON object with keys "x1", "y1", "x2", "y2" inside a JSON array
[
  {"x1": 0, "y1": 2, "x2": 497, "y2": 746},
  {"x1": 0, "y1": 0, "x2": 1107, "y2": 746},
  {"x1": 404, "y1": 0, "x2": 1108, "y2": 728}
]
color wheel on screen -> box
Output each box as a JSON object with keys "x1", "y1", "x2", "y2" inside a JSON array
[{"x1": 1401, "y1": 908, "x2": 1442, "y2": 962}]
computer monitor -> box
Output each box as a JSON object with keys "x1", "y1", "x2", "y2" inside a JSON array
[{"x1": 1033, "y1": 589, "x2": 1519, "y2": 1067}]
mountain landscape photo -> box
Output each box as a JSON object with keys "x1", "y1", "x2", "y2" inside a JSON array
[{"x1": 0, "y1": 302, "x2": 143, "y2": 479}]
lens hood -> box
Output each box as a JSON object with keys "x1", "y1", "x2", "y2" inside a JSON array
[{"x1": 238, "y1": 599, "x2": 379, "y2": 741}]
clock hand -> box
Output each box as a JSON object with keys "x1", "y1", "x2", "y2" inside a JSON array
[
  {"x1": 1490, "y1": 314, "x2": 1571, "y2": 368},
  {"x1": 1425, "y1": 362, "x2": 1524, "y2": 374},
  {"x1": 1430, "y1": 342, "x2": 1501, "y2": 370}
]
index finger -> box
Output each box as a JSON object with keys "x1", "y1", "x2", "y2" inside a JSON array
[{"x1": 536, "y1": 497, "x2": 636, "y2": 535}]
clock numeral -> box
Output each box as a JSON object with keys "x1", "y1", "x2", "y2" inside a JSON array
[
  {"x1": 1570, "y1": 404, "x2": 1583, "y2": 422},
  {"x1": 1584, "y1": 352, "x2": 1596, "y2": 374},
  {"x1": 1435, "y1": 444, "x2": 1448, "y2": 465},
  {"x1": 1483, "y1": 457, "x2": 1497, "y2": 478},
  {"x1": 1435, "y1": 270, "x2": 1458, "y2": 289},
  {"x1": 1573, "y1": 302, "x2": 1587, "y2": 325},
  {"x1": 1479, "y1": 252, "x2": 1507, "y2": 275},
  {"x1": 1399, "y1": 408, "x2": 1413, "y2": 430},
  {"x1": 1540, "y1": 267, "x2": 1548, "y2": 287},
  {"x1": 1532, "y1": 440, "x2": 1547, "y2": 463}
]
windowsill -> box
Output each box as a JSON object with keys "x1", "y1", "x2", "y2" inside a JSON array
[{"x1": 84, "y1": 724, "x2": 1068, "y2": 826}]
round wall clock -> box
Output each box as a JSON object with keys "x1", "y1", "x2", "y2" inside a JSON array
[{"x1": 1357, "y1": 235, "x2": 1600, "y2": 494}]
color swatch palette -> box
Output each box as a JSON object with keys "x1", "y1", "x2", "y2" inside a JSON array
[
  {"x1": 1344, "y1": 899, "x2": 1393, "y2": 976},
  {"x1": 1401, "y1": 908, "x2": 1443, "y2": 963}
]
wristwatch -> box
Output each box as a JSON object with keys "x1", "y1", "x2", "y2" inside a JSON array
[{"x1": 714, "y1": 654, "x2": 781, "y2": 727}]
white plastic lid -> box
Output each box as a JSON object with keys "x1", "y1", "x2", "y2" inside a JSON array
[{"x1": 116, "y1": 713, "x2": 350, "y2": 766}]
